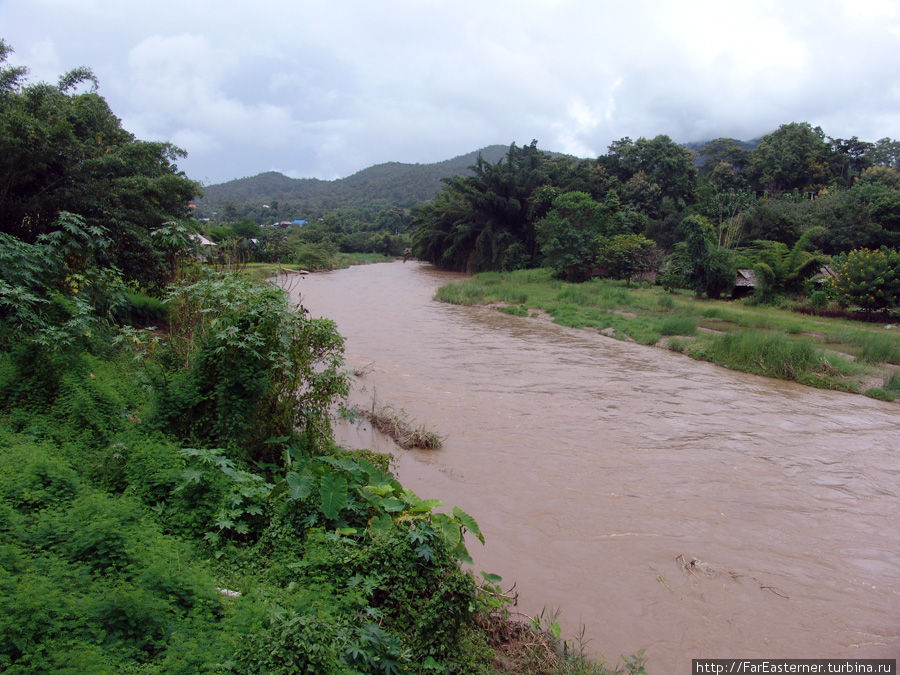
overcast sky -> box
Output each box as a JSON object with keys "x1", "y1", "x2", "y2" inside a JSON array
[{"x1": 3, "y1": 0, "x2": 899, "y2": 186}]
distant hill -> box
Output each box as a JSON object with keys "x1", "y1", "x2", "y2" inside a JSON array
[
  {"x1": 194, "y1": 137, "x2": 765, "y2": 222},
  {"x1": 194, "y1": 145, "x2": 510, "y2": 220}
]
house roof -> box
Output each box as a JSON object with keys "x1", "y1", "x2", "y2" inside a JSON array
[
  {"x1": 190, "y1": 233, "x2": 216, "y2": 247},
  {"x1": 734, "y1": 269, "x2": 759, "y2": 287}
]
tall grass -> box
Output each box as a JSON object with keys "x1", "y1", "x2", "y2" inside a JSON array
[
  {"x1": 556, "y1": 283, "x2": 631, "y2": 309},
  {"x1": 699, "y1": 330, "x2": 833, "y2": 382},
  {"x1": 855, "y1": 332, "x2": 900, "y2": 364},
  {"x1": 659, "y1": 316, "x2": 697, "y2": 336},
  {"x1": 499, "y1": 288, "x2": 529, "y2": 304},
  {"x1": 435, "y1": 283, "x2": 487, "y2": 305}
]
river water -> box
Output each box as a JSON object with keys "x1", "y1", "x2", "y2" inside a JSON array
[{"x1": 285, "y1": 261, "x2": 899, "y2": 672}]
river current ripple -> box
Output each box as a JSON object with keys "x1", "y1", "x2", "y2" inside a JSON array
[{"x1": 285, "y1": 261, "x2": 900, "y2": 672}]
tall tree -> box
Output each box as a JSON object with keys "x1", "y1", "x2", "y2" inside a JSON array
[
  {"x1": 535, "y1": 191, "x2": 620, "y2": 281},
  {"x1": 412, "y1": 141, "x2": 552, "y2": 272},
  {"x1": 678, "y1": 215, "x2": 736, "y2": 298},
  {"x1": 746, "y1": 122, "x2": 833, "y2": 195},
  {"x1": 829, "y1": 136, "x2": 873, "y2": 187},
  {"x1": 867, "y1": 138, "x2": 900, "y2": 170},
  {"x1": 602, "y1": 135, "x2": 698, "y2": 216},
  {"x1": 697, "y1": 138, "x2": 751, "y2": 178},
  {"x1": 0, "y1": 42, "x2": 200, "y2": 289}
]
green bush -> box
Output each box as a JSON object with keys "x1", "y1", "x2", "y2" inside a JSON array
[
  {"x1": 118, "y1": 291, "x2": 169, "y2": 326},
  {"x1": 808, "y1": 289, "x2": 829, "y2": 310},
  {"x1": 0, "y1": 440, "x2": 80, "y2": 513},
  {"x1": 0, "y1": 433, "x2": 236, "y2": 673},
  {"x1": 235, "y1": 611, "x2": 346, "y2": 674},
  {"x1": 54, "y1": 363, "x2": 127, "y2": 448},
  {"x1": 499, "y1": 304, "x2": 528, "y2": 317},
  {"x1": 830, "y1": 247, "x2": 900, "y2": 313},
  {"x1": 0, "y1": 243, "x2": 505, "y2": 673},
  {"x1": 41, "y1": 493, "x2": 140, "y2": 572},
  {"x1": 292, "y1": 242, "x2": 336, "y2": 271},
  {"x1": 90, "y1": 585, "x2": 171, "y2": 659},
  {"x1": 156, "y1": 273, "x2": 348, "y2": 465}
]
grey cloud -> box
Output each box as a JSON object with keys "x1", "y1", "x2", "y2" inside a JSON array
[{"x1": 1, "y1": 0, "x2": 899, "y2": 184}]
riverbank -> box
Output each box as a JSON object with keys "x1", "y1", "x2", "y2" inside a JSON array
[
  {"x1": 241, "y1": 253, "x2": 397, "y2": 281},
  {"x1": 434, "y1": 268, "x2": 900, "y2": 401},
  {"x1": 295, "y1": 261, "x2": 900, "y2": 671}
]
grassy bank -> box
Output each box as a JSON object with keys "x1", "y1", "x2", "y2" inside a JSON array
[
  {"x1": 238, "y1": 253, "x2": 396, "y2": 281},
  {"x1": 435, "y1": 268, "x2": 900, "y2": 401}
]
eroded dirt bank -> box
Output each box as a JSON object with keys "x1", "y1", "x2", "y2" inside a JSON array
[{"x1": 286, "y1": 261, "x2": 900, "y2": 672}]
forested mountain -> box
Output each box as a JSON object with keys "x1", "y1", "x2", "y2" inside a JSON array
[{"x1": 194, "y1": 145, "x2": 509, "y2": 221}]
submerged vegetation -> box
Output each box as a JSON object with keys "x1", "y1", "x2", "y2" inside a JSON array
[
  {"x1": 354, "y1": 399, "x2": 445, "y2": 450},
  {"x1": 435, "y1": 270, "x2": 900, "y2": 400}
]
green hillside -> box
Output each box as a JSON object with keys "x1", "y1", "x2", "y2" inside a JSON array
[{"x1": 194, "y1": 145, "x2": 510, "y2": 221}]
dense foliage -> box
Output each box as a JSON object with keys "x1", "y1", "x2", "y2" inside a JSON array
[
  {"x1": 0, "y1": 40, "x2": 528, "y2": 674},
  {"x1": 0, "y1": 39, "x2": 200, "y2": 290},
  {"x1": 830, "y1": 247, "x2": 900, "y2": 313},
  {"x1": 410, "y1": 124, "x2": 900, "y2": 307},
  {"x1": 0, "y1": 222, "x2": 500, "y2": 672}
]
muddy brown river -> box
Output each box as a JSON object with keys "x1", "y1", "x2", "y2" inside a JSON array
[{"x1": 285, "y1": 261, "x2": 899, "y2": 672}]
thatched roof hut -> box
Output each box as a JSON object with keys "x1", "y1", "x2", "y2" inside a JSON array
[{"x1": 732, "y1": 269, "x2": 758, "y2": 298}]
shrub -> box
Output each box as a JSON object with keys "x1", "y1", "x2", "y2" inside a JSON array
[
  {"x1": 43, "y1": 493, "x2": 141, "y2": 572},
  {"x1": 808, "y1": 289, "x2": 829, "y2": 310},
  {"x1": 156, "y1": 273, "x2": 348, "y2": 465},
  {"x1": 830, "y1": 247, "x2": 900, "y2": 313},
  {"x1": 292, "y1": 242, "x2": 336, "y2": 271},
  {"x1": 0, "y1": 441, "x2": 80, "y2": 514},
  {"x1": 235, "y1": 611, "x2": 346, "y2": 674},
  {"x1": 498, "y1": 304, "x2": 528, "y2": 317},
  {"x1": 90, "y1": 585, "x2": 170, "y2": 659},
  {"x1": 117, "y1": 292, "x2": 169, "y2": 326}
]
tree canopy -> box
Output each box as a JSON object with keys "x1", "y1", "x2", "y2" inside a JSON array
[
  {"x1": 0, "y1": 39, "x2": 200, "y2": 289},
  {"x1": 410, "y1": 122, "x2": 900, "y2": 297}
]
